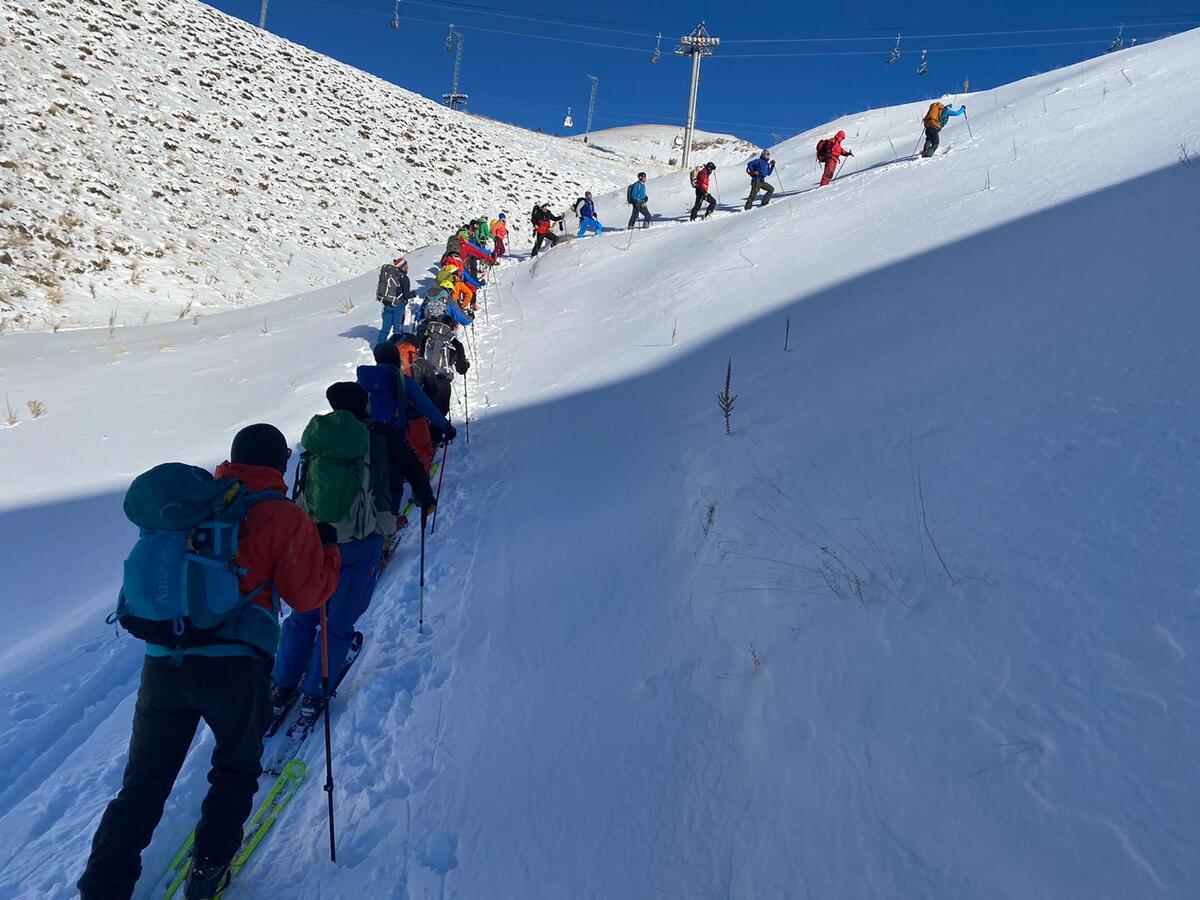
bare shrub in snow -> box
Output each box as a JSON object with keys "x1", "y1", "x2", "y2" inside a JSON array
[
  {"x1": 107, "y1": 308, "x2": 117, "y2": 338},
  {"x1": 4, "y1": 395, "x2": 17, "y2": 426},
  {"x1": 26, "y1": 399, "x2": 46, "y2": 419},
  {"x1": 128, "y1": 260, "x2": 142, "y2": 285},
  {"x1": 1181, "y1": 144, "x2": 1195, "y2": 168},
  {"x1": 717, "y1": 358, "x2": 736, "y2": 436},
  {"x1": 340, "y1": 296, "x2": 354, "y2": 314},
  {"x1": 176, "y1": 299, "x2": 193, "y2": 320},
  {"x1": 260, "y1": 316, "x2": 269, "y2": 335},
  {"x1": 703, "y1": 503, "x2": 716, "y2": 537}
]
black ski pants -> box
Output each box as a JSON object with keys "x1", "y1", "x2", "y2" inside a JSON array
[
  {"x1": 921, "y1": 124, "x2": 941, "y2": 157},
  {"x1": 78, "y1": 655, "x2": 271, "y2": 900},
  {"x1": 690, "y1": 188, "x2": 716, "y2": 221},
  {"x1": 744, "y1": 177, "x2": 774, "y2": 210},
  {"x1": 628, "y1": 201, "x2": 652, "y2": 228},
  {"x1": 531, "y1": 231, "x2": 559, "y2": 256}
]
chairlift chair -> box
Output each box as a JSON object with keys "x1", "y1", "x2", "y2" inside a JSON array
[
  {"x1": 887, "y1": 34, "x2": 901, "y2": 64},
  {"x1": 563, "y1": 107, "x2": 574, "y2": 128},
  {"x1": 917, "y1": 49, "x2": 929, "y2": 76}
]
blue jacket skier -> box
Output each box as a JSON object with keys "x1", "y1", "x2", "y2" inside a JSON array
[
  {"x1": 744, "y1": 150, "x2": 776, "y2": 209},
  {"x1": 627, "y1": 173, "x2": 651, "y2": 228},
  {"x1": 576, "y1": 192, "x2": 604, "y2": 237}
]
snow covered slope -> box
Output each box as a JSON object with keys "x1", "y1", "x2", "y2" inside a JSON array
[
  {"x1": 3, "y1": 26, "x2": 1200, "y2": 900},
  {"x1": 570, "y1": 124, "x2": 761, "y2": 169},
  {"x1": 0, "y1": 0, "x2": 656, "y2": 333}
]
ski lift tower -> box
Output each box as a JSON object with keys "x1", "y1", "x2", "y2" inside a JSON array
[
  {"x1": 442, "y1": 25, "x2": 468, "y2": 111},
  {"x1": 584, "y1": 75, "x2": 599, "y2": 143},
  {"x1": 675, "y1": 22, "x2": 719, "y2": 169}
]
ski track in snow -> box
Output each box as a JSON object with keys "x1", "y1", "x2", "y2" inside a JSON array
[{"x1": 2, "y1": 25, "x2": 1200, "y2": 900}]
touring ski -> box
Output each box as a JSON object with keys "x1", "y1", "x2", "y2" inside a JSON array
[
  {"x1": 264, "y1": 631, "x2": 364, "y2": 776},
  {"x1": 162, "y1": 760, "x2": 307, "y2": 899}
]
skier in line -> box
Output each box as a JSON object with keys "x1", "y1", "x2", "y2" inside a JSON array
[
  {"x1": 690, "y1": 162, "x2": 717, "y2": 220},
  {"x1": 576, "y1": 192, "x2": 604, "y2": 238},
  {"x1": 531, "y1": 203, "x2": 563, "y2": 257},
  {"x1": 376, "y1": 256, "x2": 411, "y2": 345},
  {"x1": 627, "y1": 172, "x2": 652, "y2": 228},
  {"x1": 817, "y1": 131, "x2": 854, "y2": 186},
  {"x1": 490, "y1": 212, "x2": 509, "y2": 259},
  {"x1": 78, "y1": 425, "x2": 341, "y2": 900},
  {"x1": 744, "y1": 150, "x2": 776, "y2": 209},
  {"x1": 270, "y1": 383, "x2": 397, "y2": 725},
  {"x1": 920, "y1": 100, "x2": 966, "y2": 157}
]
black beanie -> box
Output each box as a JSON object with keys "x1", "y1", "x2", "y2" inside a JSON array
[
  {"x1": 326, "y1": 381, "x2": 369, "y2": 418},
  {"x1": 373, "y1": 342, "x2": 401, "y2": 366},
  {"x1": 230, "y1": 423, "x2": 290, "y2": 473}
]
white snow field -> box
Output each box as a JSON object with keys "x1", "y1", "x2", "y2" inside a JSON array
[
  {"x1": 3, "y1": 25, "x2": 1200, "y2": 900},
  {"x1": 0, "y1": 0, "x2": 681, "y2": 333},
  {"x1": 570, "y1": 124, "x2": 761, "y2": 168}
]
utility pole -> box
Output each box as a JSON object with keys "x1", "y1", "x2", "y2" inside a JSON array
[
  {"x1": 258, "y1": 0, "x2": 269, "y2": 29},
  {"x1": 442, "y1": 25, "x2": 468, "y2": 110},
  {"x1": 674, "y1": 22, "x2": 719, "y2": 169},
  {"x1": 584, "y1": 75, "x2": 599, "y2": 143}
]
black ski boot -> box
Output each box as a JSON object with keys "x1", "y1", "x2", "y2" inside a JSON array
[
  {"x1": 185, "y1": 858, "x2": 231, "y2": 899},
  {"x1": 269, "y1": 683, "x2": 295, "y2": 720}
]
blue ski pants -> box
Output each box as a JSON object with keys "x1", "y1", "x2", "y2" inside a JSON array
[
  {"x1": 378, "y1": 303, "x2": 403, "y2": 345},
  {"x1": 577, "y1": 217, "x2": 604, "y2": 238},
  {"x1": 271, "y1": 535, "x2": 385, "y2": 697}
]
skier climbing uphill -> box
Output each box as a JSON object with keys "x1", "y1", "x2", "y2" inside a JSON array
[
  {"x1": 78, "y1": 424, "x2": 341, "y2": 900},
  {"x1": 576, "y1": 192, "x2": 604, "y2": 238},
  {"x1": 921, "y1": 100, "x2": 966, "y2": 157},
  {"x1": 376, "y1": 256, "x2": 410, "y2": 345},
  {"x1": 627, "y1": 172, "x2": 652, "y2": 228},
  {"x1": 270, "y1": 384, "x2": 396, "y2": 731},
  {"x1": 744, "y1": 150, "x2": 776, "y2": 209},
  {"x1": 531, "y1": 203, "x2": 563, "y2": 256},
  {"x1": 690, "y1": 162, "x2": 717, "y2": 220},
  {"x1": 817, "y1": 131, "x2": 854, "y2": 186},
  {"x1": 491, "y1": 212, "x2": 508, "y2": 258}
]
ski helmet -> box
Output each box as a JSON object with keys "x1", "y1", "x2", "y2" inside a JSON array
[
  {"x1": 705, "y1": 162, "x2": 716, "y2": 171},
  {"x1": 836, "y1": 130, "x2": 845, "y2": 140}
]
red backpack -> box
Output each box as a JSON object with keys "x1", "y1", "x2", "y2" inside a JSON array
[{"x1": 816, "y1": 139, "x2": 832, "y2": 163}]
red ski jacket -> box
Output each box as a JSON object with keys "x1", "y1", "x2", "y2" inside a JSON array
[
  {"x1": 213, "y1": 461, "x2": 340, "y2": 614},
  {"x1": 696, "y1": 168, "x2": 711, "y2": 193}
]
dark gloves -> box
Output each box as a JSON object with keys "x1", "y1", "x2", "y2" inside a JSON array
[
  {"x1": 316, "y1": 522, "x2": 338, "y2": 546},
  {"x1": 846, "y1": 150, "x2": 854, "y2": 157},
  {"x1": 442, "y1": 424, "x2": 458, "y2": 445}
]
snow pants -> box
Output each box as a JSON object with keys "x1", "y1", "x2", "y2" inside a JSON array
[
  {"x1": 690, "y1": 188, "x2": 716, "y2": 220},
  {"x1": 493, "y1": 235, "x2": 506, "y2": 258},
  {"x1": 531, "y1": 230, "x2": 559, "y2": 256},
  {"x1": 820, "y1": 157, "x2": 839, "y2": 186},
  {"x1": 744, "y1": 177, "x2": 774, "y2": 209},
  {"x1": 628, "y1": 201, "x2": 652, "y2": 228},
  {"x1": 577, "y1": 217, "x2": 604, "y2": 237},
  {"x1": 378, "y1": 302, "x2": 403, "y2": 345},
  {"x1": 78, "y1": 655, "x2": 271, "y2": 900},
  {"x1": 921, "y1": 124, "x2": 941, "y2": 157},
  {"x1": 271, "y1": 535, "x2": 385, "y2": 698}
]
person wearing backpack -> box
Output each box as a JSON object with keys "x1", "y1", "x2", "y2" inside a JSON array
[
  {"x1": 627, "y1": 172, "x2": 651, "y2": 229},
  {"x1": 531, "y1": 203, "x2": 563, "y2": 257},
  {"x1": 270, "y1": 384, "x2": 399, "y2": 726},
  {"x1": 817, "y1": 131, "x2": 854, "y2": 186},
  {"x1": 690, "y1": 162, "x2": 717, "y2": 221},
  {"x1": 78, "y1": 424, "x2": 340, "y2": 900},
  {"x1": 744, "y1": 150, "x2": 776, "y2": 209},
  {"x1": 491, "y1": 213, "x2": 509, "y2": 259},
  {"x1": 576, "y1": 192, "x2": 604, "y2": 238},
  {"x1": 367, "y1": 341, "x2": 451, "y2": 505},
  {"x1": 920, "y1": 100, "x2": 966, "y2": 157},
  {"x1": 376, "y1": 256, "x2": 411, "y2": 345},
  {"x1": 390, "y1": 331, "x2": 437, "y2": 472}
]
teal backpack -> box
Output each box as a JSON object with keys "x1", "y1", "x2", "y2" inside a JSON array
[{"x1": 109, "y1": 463, "x2": 284, "y2": 650}]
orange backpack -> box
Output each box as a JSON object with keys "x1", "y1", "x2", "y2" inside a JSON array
[{"x1": 923, "y1": 102, "x2": 946, "y2": 129}]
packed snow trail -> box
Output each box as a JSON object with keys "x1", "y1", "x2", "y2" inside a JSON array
[{"x1": 1, "y1": 28, "x2": 1200, "y2": 899}]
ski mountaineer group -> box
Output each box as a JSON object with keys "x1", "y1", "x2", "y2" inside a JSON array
[
  {"x1": 75, "y1": 213, "x2": 519, "y2": 900},
  {"x1": 77, "y1": 94, "x2": 976, "y2": 894}
]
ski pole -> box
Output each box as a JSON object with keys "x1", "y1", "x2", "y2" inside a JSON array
[
  {"x1": 319, "y1": 605, "x2": 336, "y2": 863},
  {"x1": 913, "y1": 132, "x2": 924, "y2": 156},
  {"x1": 418, "y1": 511, "x2": 427, "y2": 631},
  {"x1": 964, "y1": 111, "x2": 974, "y2": 140},
  {"x1": 463, "y1": 371, "x2": 470, "y2": 446},
  {"x1": 431, "y1": 439, "x2": 449, "y2": 534}
]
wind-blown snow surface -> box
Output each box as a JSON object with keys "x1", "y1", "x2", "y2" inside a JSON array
[
  {"x1": 0, "y1": 0, "x2": 659, "y2": 333},
  {"x1": 570, "y1": 124, "x2": 761, "y2": 168},
  {"x1": 3, "y1": 29, "x2": 1200, "y2": 900}
]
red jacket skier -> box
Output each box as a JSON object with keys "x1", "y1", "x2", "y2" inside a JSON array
[{"x1": 819, "y1": 130, "x2": 854, "y2": 186}]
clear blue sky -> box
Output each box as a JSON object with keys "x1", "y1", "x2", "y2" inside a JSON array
[{"x1": 206, "y1": 0, "x2": 1198, "y2": 143}]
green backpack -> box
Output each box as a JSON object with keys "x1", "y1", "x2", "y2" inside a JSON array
[{"x1": 298, "y1": 410, "x2": 369, "y2": 523}]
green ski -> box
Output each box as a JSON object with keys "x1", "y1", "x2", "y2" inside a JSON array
[{"x1": 162, "y1": 759, "x2": 308, "y2": 898}]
